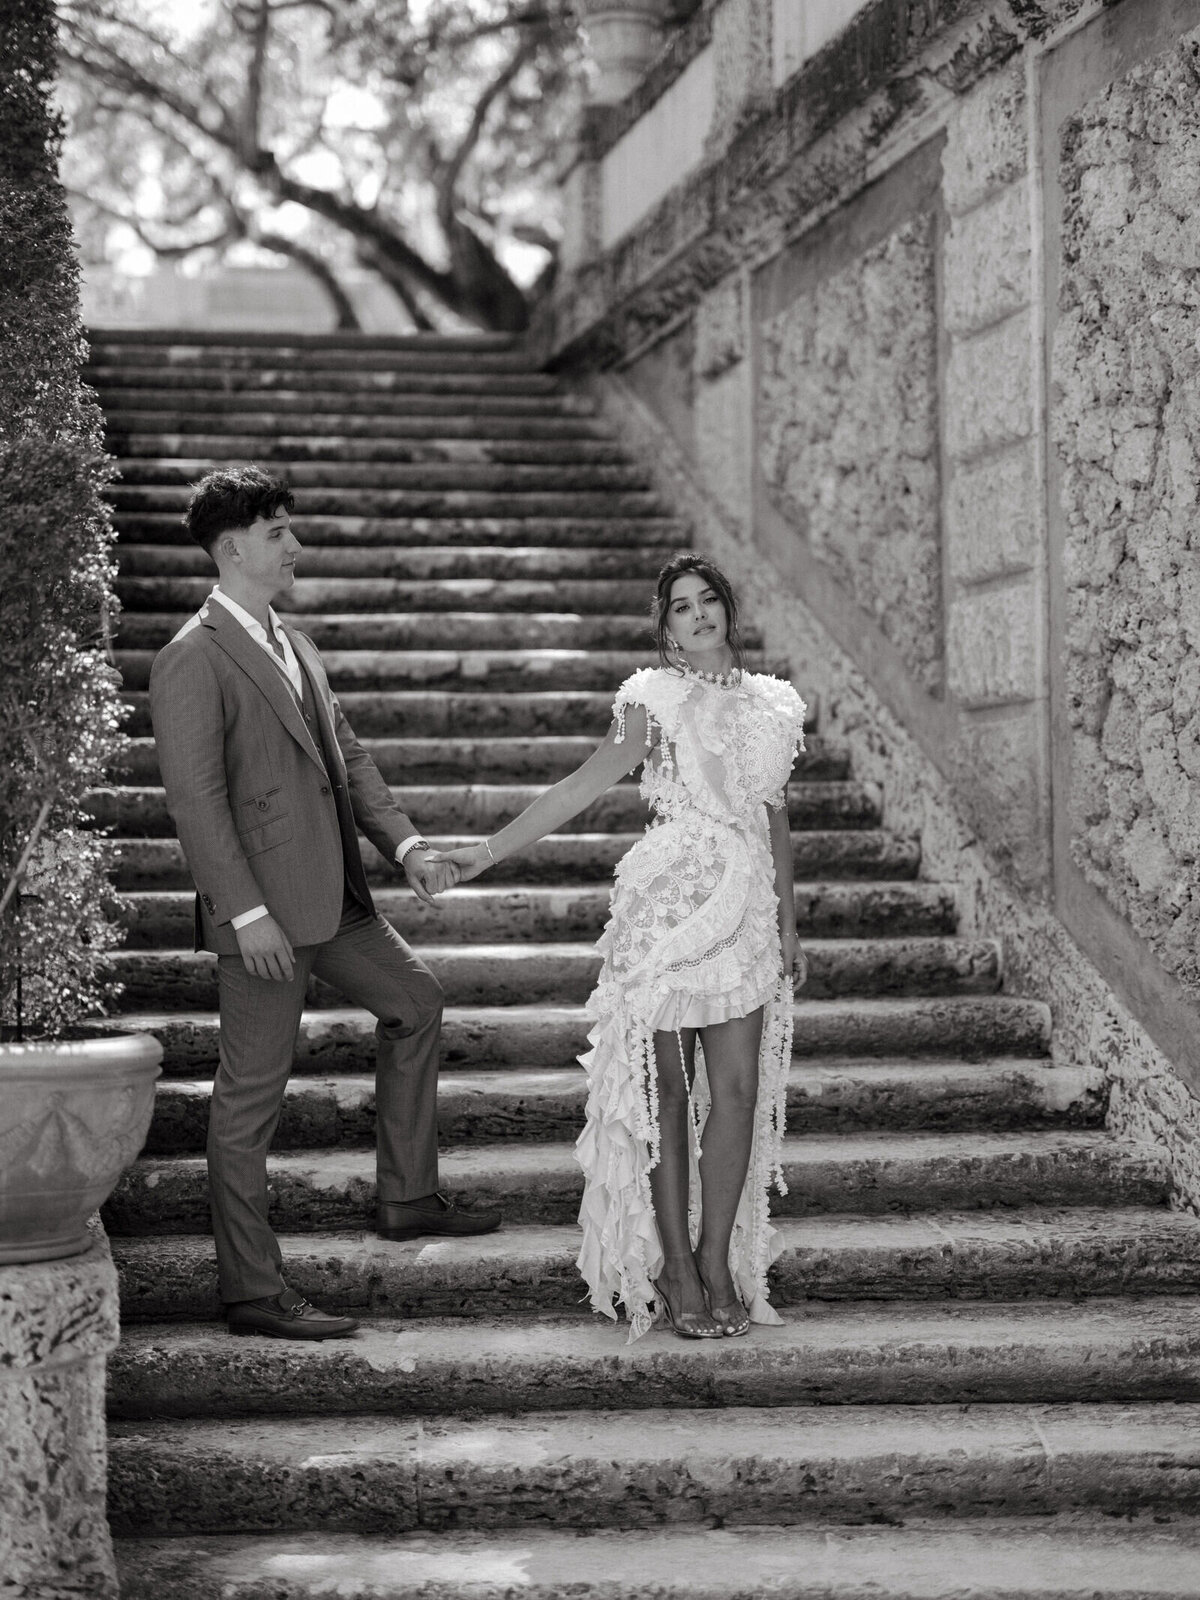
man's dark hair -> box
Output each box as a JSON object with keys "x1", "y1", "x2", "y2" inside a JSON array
[{"x1": 183, "y1": 465, "x2": 295, "y2": 554}]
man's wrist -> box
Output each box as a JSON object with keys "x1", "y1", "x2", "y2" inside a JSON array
[
  {"x1": 231, "y1": 904, "x2": 269, "y2": 931},
  {"x1": 396, "y1": 835, "x2": 430, "y2": 866}
]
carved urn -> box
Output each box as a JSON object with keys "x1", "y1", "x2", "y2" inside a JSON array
[
  {"x1": 0, "y1": 1032, "x2": 161, "y2": 1263},
  {"x1": 579, "y1": 0, "x2": 672, "y2": 104}
]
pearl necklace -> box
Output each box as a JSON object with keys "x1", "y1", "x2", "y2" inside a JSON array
[{"x1": 678, "y1": 661, "x2": 741, "y2": 689}]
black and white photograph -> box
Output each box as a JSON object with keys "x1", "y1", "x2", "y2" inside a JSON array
[{"x1": 3, "y1": 0, "x2": 1200, "y2": 1595}]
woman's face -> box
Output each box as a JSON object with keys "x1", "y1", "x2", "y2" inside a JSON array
[{"x1": 665, "y1": 570, "x2": 729, "y2": 653}]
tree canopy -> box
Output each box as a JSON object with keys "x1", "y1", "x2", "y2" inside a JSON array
[{"x1": 57, "y1": 0, "x2": 587, "y2": 330}]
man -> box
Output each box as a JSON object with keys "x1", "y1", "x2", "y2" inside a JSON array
[{"x1": 148, "y1": 464, "x2": 499, "y2": 1341}]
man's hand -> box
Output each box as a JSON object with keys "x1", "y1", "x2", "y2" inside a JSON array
[
  {"x1": 235, "y1": 914, "x2": 295, "y2": 982},
  {"x1": 404, "y1": 849, "x2": 459, "y2": 907}
]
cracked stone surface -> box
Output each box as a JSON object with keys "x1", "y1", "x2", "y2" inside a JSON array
[
  {"x1": 758, "y1": 215, "x2": 942, "y2": 693},
  {"x1": 1056, "y1": 25, "x2": 1200, "y2": 993}
]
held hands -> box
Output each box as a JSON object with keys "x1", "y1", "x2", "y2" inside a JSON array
[
  {"x1": 404, "y1": 848, "x2": 460, "y2": 908},
  {"x1": 425, "y1": 842, "x2": 492, "y2": 885}
]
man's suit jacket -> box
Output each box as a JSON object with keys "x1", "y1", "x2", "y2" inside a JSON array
[{"x1": 148, "y1": 598, "x2": 418, "y2": 956}]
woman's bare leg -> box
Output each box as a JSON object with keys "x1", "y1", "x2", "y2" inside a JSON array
[
  {"x1": 648, "y1": 1027, "x2": 718, "y2": 1327},
  {"x1": 693, "y1": 1007, "x2": 764, "y2": 1310}
]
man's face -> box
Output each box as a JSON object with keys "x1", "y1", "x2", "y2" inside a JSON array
[{"x1": 226, "y1": 505, "x2": 301, "y2": 597}]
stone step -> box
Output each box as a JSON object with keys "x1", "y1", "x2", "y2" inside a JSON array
[
  {"x1": 86, "y1": 365, "x2": 562, "y2": 395},
  {"x1": 87, "y1": 328, "x2": 520, "y2": 352},
  {"x1": 117, "y1": 680, "x2": 820, "y2": 742},
  {"x1": 122, "y1": 880, "x2": 951, "y2": 951},
  {"x1": 109, "y1": 828, "x2": 909, "y2": 891},
  {"x1": 106, "y1": 1297, "x2": 1200, "y2": 1422},
  {"x1": 107, "y1": 936, "x2": 1003, "y2": 1012},
  {"x1": 110, "y1": 1207, "x2": 1200, "y2": 1322},
  {"x1": 93, "y1": 388, "x2": 591, "y2": 418},
  {"x1": 97, "y1": 779, "x2": 846, "y2": 836},
  {"x1": 115, "y1": 546, "x2": 669, "y2": 583},
  {"x1": 116, "y1": 458, "x2": 652, "y2": 493},
  {"x1": 142, "y1": 1060, "x2": 1105, "y2": 1155},
  {"x1": 110, "y1": 736, "x2": 844, "y2": 787},
  {"x1": 104, "y1": 1401, "x2": 1200, "y2": 1535},
  {"x1": 110, "y1": 515, "x2": 685, "y2": 549},
  {"x1": 109, "y1": 488, "x2": 667, "y2": 519},
  {"x1": 104, "y1": 410, "x2": 615, "y2": 441},
  {"x1": 110, "y1": 434, "x2": 631, "y2": 465},
  {"x1": 111, "y1": 609, "x2": 678, "y2": 650},
  {"x1": 115, "y1": 572, "x2": 657, "y2": 611},
  {"x1": 96, "y1": 996, "x2": 1052, "y2": 1077},
  {"x1": 114, "y1": 641, "x2": 799, "y2": 699},
  {"x1": 103, "y1": 1129, "x2": 1161, "y2": 1236},
  {"x1": 88, "y1": 340, "x2": 533, "y2": 372},
  {"x1": 110, "y1": 1519, "x2": 1200, "y2": 1600}
]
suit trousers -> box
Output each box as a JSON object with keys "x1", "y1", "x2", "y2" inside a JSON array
[{"x1": 208, "y1": 904, "x2": 443, "y2": 1303}]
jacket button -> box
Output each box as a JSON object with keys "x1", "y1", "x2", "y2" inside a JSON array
[{"x1": 320, "y1": 784, "x2": 331, "y2": 795}]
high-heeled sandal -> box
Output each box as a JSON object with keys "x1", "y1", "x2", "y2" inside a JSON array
[
  {"x1": 695, "y1": 1267, "x2": 751, "y2": 1337},
  {"x1": 652, "y1": 1278, "x2": 724, "y2": 1339}
]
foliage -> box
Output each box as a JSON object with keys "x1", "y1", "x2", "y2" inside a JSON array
[
  {"x1": 0, "y1": 0, "x2": 127, "y2": 1038},
  {"x1": 57, "y1": 0, "x2": 587, "y2": 330}
]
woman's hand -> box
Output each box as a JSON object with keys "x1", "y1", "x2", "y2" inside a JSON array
[
  {"x1": 781, "y1": 928, "x2": 808, "y2": 993},
  {"x1": 425, "y1": 842, "x2": 492, "y2": 884}
]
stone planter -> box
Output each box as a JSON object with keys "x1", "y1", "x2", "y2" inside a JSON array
[
  {"x1": 0, "y1": 1032, "x2": 161, "y2": 1265},
  {"x1": 580, "y1": 0, "x2": 671, "y2": 103}
]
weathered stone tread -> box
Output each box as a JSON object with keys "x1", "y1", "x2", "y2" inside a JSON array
[
  {"x1": 104, "y1": 1401, "x2": 1200, "y2": 1534},
  {"x1": 95, "y1": 995, "x2": 1053, "y2": 1075},
  {"x1": 108, "y1": 935, "x2": 1004, "y2": 1011},
  {"x1": 106, "y1": 1296, "x2": 1200, "y2": 1420},
  {"x1": 103, "y1": 1129, "x2": 1167, "y2": 1235},
  {"x1": 109, "y1": 1209, "x2": 1200, "y2": 1322},
  {"x1": 111, "y1": 1519, "x2": 1200, "y2": 1600},
  {"x1": 143, "y1": 1059, "x2": 1106, "y2": 1155}
]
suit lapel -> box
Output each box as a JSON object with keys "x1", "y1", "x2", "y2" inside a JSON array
[{"x1": 203, "y1": 601, "x2": 326, "y2": 773}]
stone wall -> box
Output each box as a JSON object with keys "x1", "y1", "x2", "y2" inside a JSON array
[
  {"x1": 552, "y1": 0, "x2": 1200, "y2": 1197},
  {"x1": 1055, "y1": 26, "x2": 1200, "y2": 994},
  {"x1": 758, "y1": 214, "x2": 942, "y2": 694}
]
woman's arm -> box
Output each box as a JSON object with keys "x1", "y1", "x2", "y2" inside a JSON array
[
  {"x1": 428, "y1": 705, "x2": 653, "y2": 882},
  {"x1": 769, "y1": 800, "x2": 806, "y2": 991}
]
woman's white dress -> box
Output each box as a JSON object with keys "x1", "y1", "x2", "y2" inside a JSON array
[{"x1": 574, "y1": 666, "x2": 808, "y2": 1340}]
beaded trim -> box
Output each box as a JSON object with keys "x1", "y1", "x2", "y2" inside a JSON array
[{"x1": 678, "y1": 661, "x2": 742, "y2": 689}]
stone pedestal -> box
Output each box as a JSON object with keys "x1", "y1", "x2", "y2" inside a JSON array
[{"x1": 0, "y1": 1221, "x2": 120, "y2": 1598}]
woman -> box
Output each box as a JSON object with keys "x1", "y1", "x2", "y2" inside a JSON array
[{"x1": 430, "y1": 555, "x2": 807, "y2": 1340}]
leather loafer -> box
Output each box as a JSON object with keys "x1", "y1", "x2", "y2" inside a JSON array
[
  {"x1": 377, "y1": 1192, "x2": 501, "y2": 1241},
  {"x1": 227, "y1": 1287, "x2": 358, "y2": 1340}
]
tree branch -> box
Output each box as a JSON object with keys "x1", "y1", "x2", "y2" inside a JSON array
[
  {"x1": 257, "y1": 231, "x2": 361, "y2": 329},
  {"x1": 437, "y1": 33, "x2": 539, "y2": 233}
]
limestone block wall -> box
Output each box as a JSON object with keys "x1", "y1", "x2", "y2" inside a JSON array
[
  {"x1": 757, "y1": 214, "x2": 942, "y2": 694},
  {"x1": 1055, "y1": 28, "x2": 1200, "y2": 992},
  {"x1": 550, "y1": 0, "x2": 1200, "y2": 1201}
]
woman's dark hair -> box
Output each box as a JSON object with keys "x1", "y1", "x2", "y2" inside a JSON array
[
  {"x1": 183, "y1": 464, "x2": 295, "y2": 554},
  {"x1": 651, "y1": 553, "x2": 746, "y2": 673}
]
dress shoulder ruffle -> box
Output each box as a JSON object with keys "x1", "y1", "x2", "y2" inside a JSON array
[
  {"x1": 745, "y1": 672, "x2": 807, "y2": 749},
  {"x1": 612, "y1": 666, "x2": 691, "y2": 743}
]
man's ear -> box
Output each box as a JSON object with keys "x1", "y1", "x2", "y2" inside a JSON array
[{"x1": 218, "y1": 532, "x2": 240, "y2": 564}]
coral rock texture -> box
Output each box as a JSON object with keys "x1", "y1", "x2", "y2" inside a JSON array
[
  {"x1": 758, "y1": 215, "x2": 942, "y2": 692},
  {"x1": 1055, "y1": 28, "x2": 1200, "y2": 991}
]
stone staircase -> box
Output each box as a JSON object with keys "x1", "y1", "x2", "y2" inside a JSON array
[{"x1": 86, "y1": 330, "x2": 1200, "y2": 1597}]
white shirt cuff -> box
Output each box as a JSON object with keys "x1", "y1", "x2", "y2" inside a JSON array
[
  {"x1": 231, "y1": 904, "x2": 269, "y2": 930},
  {"x1": 395, "y1": 835, "x2": 429, "y2": 863}
]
